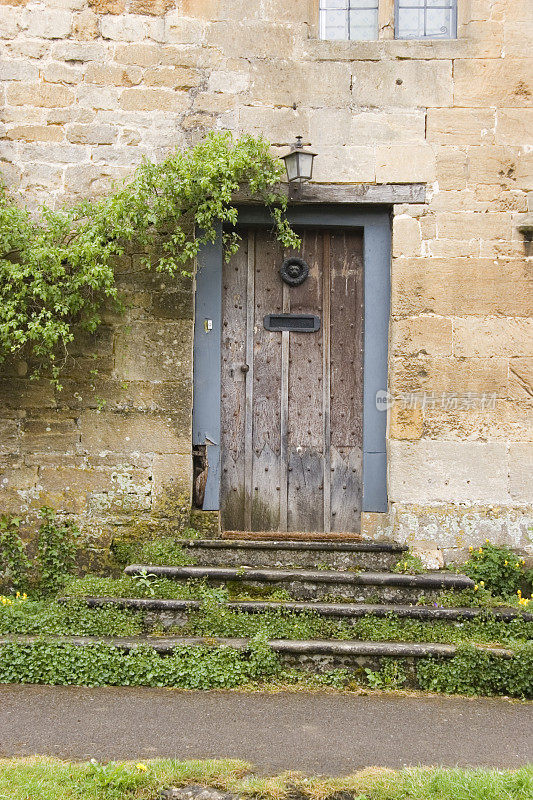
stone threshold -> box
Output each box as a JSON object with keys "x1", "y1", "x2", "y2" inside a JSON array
[{"x1": 184, "y1": 538, "x2": 406, "y2": 553}]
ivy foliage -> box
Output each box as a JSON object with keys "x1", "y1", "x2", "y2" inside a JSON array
[
  {"x1": 0, "y1": 132, "x2": 298, "y2": 382},
  {"x1": 0, "y1": 515, "x2": 31, "y2": 592}
]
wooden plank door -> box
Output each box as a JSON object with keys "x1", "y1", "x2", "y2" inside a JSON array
[{"x1": 220, "y1": 226, "x2": 364, "y2": 533}]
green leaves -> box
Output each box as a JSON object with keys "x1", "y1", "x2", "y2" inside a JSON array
[
  {"x1": 0, "y1": 639, "x2": 281, "y2": 690},
  {"x1": 0, "y1": 132, "x2": 297, "y2": 382}
]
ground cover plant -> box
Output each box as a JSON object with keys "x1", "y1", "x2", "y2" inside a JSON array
[
  {"x1": 2, "y1": 590, "x2": 533, "y2": 647},
  {"x1": 0, "y1": 637, "x2": 531, "y2": 698},
  {"x1": 0, "y1": 757, "x2": 532, "y2": 800}
]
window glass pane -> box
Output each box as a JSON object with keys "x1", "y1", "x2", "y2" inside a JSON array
[
  {"x1": 321, "y1": 0, "x2": 348, "y2": 9},
  {"x1": 320, "y1": 1, "x2": 378, "y2": 40},
  {"x1": 396, "y1": 0, "x2": 456, "y2": 39},
  {"x1": 320, "y1": 9, "x2": 349, "y2": 39},
  {"x1": 426, "y1": 8, "x2": 453, "y2": 37},
  {"x1": 397, "y1": 7, "x2": 424, "y2": 38},
  {"x1": 349, "y1": 8, "x2": 378, "y2": 40}
]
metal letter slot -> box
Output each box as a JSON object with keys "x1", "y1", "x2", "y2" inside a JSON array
[{"x1": 263, "y1": 314, "x2": 321, "y2": 333}]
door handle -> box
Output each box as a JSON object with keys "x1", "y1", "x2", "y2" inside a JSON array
[{"x1": 240, "y1": 364, "x2": 250, "y2": 374}]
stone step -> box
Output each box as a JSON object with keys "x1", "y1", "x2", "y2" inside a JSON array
[
  {"x1": 74, "y1": 596, "x2": 533, "y2": 627},
  {"x1": 0, "y1": 634, "x2": 514, "y2": 688},
  {"x1": 175, "y1": 538, "x2": 407, "y2": 571},
  {"x1": 124, "y1": 564, "x2": 474, "y2": 603}
]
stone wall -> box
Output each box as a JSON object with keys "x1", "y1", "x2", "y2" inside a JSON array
[{"x1": 0, "y1": 0, "x2": 531, "y2": 558}]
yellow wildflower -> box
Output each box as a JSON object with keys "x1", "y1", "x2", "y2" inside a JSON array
[
  {"x1": 136, "y1": 763, "x2": 147, "y2": 772},
  {"x1": 474, "y1": 585, "x2": 479, "y2": 591},
  {"x1": 468, "y1": 546, "x2": 473, "y2": 552},
  {"x1": 478, "y1": 548, "x2": 483, "y2": 554},
  {"x1": 504, "y1": 560, "x2": 508, "y2": 565},
  {"x1": 479, "y1": 581, "x2": 485, "y2": 587}
]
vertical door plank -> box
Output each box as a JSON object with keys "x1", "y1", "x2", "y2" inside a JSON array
[
  {"x1": 251, "y1": 229, "x2": 284, "y2": 530},
  {"x1": 220, "y1": 232, "x2": 248, "y2": 531},
  {"x1": 330, "y1": 230, "x2": 364, "y2": 532},
  {"x1": 243, "y1": 231, "x2": 255, "y2": 530},
  {"x1": 322, "y1": 231, "x2": 332, "y2": 533},
  {"x1": 287, "y1": 230, "x2": 324, "y2": 531}
]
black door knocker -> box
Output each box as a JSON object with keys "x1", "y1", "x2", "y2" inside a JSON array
[{"x1": 280, "y1": 257, "x2": 309, "y2": 287}]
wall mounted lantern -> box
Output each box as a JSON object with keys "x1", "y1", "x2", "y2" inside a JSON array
[{"x1": 281, "y1": 136, "x2": 317, "y2": 184}]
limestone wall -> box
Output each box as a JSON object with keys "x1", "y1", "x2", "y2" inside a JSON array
[{"x1": 0, "y1": 0, "x2": 531, "y2": 556}]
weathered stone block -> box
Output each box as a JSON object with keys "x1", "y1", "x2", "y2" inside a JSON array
[
  {"x1": 7, "y1": 82, "x2": 74, "y2": 107},
  {"x1": 66, "y1": 123, "x2": 117, "y2": 144},
  {"x1": 390, "y1": 354, "x2": 508, "y2": 395},
  {"x1": 79, "y1": 410, "x2": 190, "y2": 455},
  {"x1": 389, "y1": 405, "x2": 423, "y2": 441},
  {"x1": 7, "y1": 125, "x2": 64, "y2": 142},
  {"x1": 151, "y1": 453, "x2": 192, "y2": 514},
  {"x1": 72, "y1": 9, "x2": 99, "y2": 40},
  {"x1": 391, "y1": 316, "x2": 453, "y2": 357},
  {"x1": 376, "y1": 144, "x2": 436, "y2": 183},
  {"x1": 239, "y1": 105, "x2": 309, "y2": 144},
  {"x1": 509, "y1": 358, "x2": 533, "y2": 402},
  {"x1": 249, "y1": 61, "x2": 351, "y2": 108},
  {"x1": 392, "y1": 258, "x2": 533, "y2": 317},
  {"x1": 454, "y1": 59, "x2": 532, "y2": 107},
  {"x1": 120, "y1": 87, "x2": 189, "y2": 112},
  {"x1": 64, "y1": 163, "x2": 129, "y2": 196},
  {"x1": 352, "y1": 60, "x2": 453, "y2": 108},
  {"x1": 41, "y1": 62, "x2": 82, "y2": 84},
  {"x1": 20, "y1": 416, "x2": 79, "y2": 454},
  {"x1": 0, "y1": 60, "x2": 39, "y2": 80},
  {"x1": 88, "y1": 0, "x2": 124, "y2": 12},
  {"x1": 130, "y1": 0, "x2": 174, "y2": 14},
  {"x1": 114, "y1": 42, "x2": 162, "y2": 66},
  {"x1": 85, "y1": 63, "x2": 143, "y2": 86},
  {"x1": 312, "y1": 146, "x2": 375, "y2": 183},
  {"x1": 52, "y1": 41, "x2": 107, "y2": 62},
  {"x1": 509, "y1": 444, "x2": 533, "y2": 503},
  {"x1": 453, "y1": 318, "x2": 533, "y2": 358},
  {"x1": 422, "y1": 401, "x2": 533, "y2": 443},
  {"x1": 180, "y1": 0, "x2": 219, "y2": 18},
  {"x1": 0, "y1": 419, "x2": 19, "y2": 456},
  {"x1": 436, "y1": 212, "x2": 512, "y2": 241},
  {"x1": 144, "y1": 66, "x2": 202, "y2": 89},
  {"x1": 113, "y1": 320, "x2": 193, "y2": 382},
  {"x1": 392, "y1": 214, "x2": 422, "y2": 258},
  {"x1": 100, "y1": 13, "x2": 165, "y2": 42},
  {"x1": 389, "y1": 440, "x2": 509, "y2": 504},
  {"x1": 23, "y1": 8, "x2": 72, "y2": 38},
  {"x1": 426, "y1": 108, "x2": 495, "y2": 144}
]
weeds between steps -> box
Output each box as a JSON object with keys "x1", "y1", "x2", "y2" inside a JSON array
[
  {"x1": 0, "y1": 637, "x2": 532, "y2": 697},
  {"x1": 2, "y1": 591, "x2": 533, "y2": 646}
]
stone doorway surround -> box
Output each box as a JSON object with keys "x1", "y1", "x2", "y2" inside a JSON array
[{"x1": 192, "y1": 182, "x2": 427, "y2": 534}]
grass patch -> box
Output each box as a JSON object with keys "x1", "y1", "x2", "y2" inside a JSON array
[{"x1": 0, "y1": 757, "x2": 531, "y2": 800}]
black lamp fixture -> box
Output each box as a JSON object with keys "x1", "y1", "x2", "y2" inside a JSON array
[{"x1": 281, "y1": 136, "x2": 317, "y2": 184}]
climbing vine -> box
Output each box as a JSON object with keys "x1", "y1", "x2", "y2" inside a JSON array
[{"x1": 0, "y1": 132, "x2": 298, "y2": 383}]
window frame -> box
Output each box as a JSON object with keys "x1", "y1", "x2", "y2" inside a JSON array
[{"x1": 394, "y1": 0, "x2": 457, "y2": 41}]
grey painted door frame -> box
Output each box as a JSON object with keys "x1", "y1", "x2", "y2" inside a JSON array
[{"x1": 193, "y1": 204, "x2": 391, "y2": 515}]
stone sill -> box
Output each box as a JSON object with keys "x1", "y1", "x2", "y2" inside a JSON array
[{"x1": 304, "y1": 37, "x2": 469, "y2": 61}]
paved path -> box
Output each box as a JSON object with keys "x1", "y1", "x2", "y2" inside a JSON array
[{"x1": 1, "y1": 685, "x2": 531, "y2": 774}]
